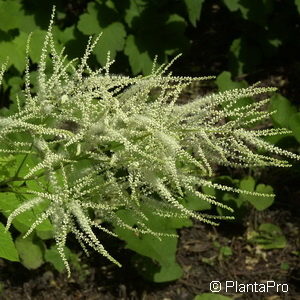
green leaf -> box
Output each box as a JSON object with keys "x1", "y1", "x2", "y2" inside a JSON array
[
  {"x1": 0, "y1": 1, "x2": 23, "y2": 31},
  {"x1": 0, "y1": 222, "x2": 19, "y2": 261},
  {"x1": 124, "y1": 14, "x2": 188, "y2": 75},
  {"x1": 216, "y1": 71, "x2": 252, "y2": 121},
  {"x1": 17, "y1": 11, "x2": 37, "y2": 33},
  {"x1": 269, "y1": 94, "x2": 297, "y2": 128},
  {"x1": 222, "y1": 0, "x2": 239, "y2": 11},
  {"x1": 289, "y1": 112, "x2": 300, "y2": 143},
  {"x1": 0, "y1": 154, "x2": 15, "y2": 182},
  {"x1": 229, "y1": 38, "x2": 262, "y2": 76},
  {"x1": 77, "y1": 3, "x2": 102, "y2": 35},
  {"x1": 54, "y1": 25, "x2": 76, "y2": 45},
  {"x1": 194, "y1": 293, "x2": 233, "y2": 300},
  {"x1": 6, "y1": 154, "x2": 39, "y2": 186},
  {"x1": 124, "y1": 34, "x2": 154, "y2": 75},
  {"x1": 113, "y1": 208, "x2": 186, "y2": 282},
  {"x1": 184, "y1": 190, "x2": 211, "y2": 211},
  {"x1": 0, "y1": 191, "x2": 53, "y2": 237},
  {"x1": 216, "y1": 71, "x2": 248, "y2": 92},
  {"x1": 29, "y1": 30, "x2": 48, "y2": 63},
  {"x1": 0, "y1": 33, "x2": 26, "y2": 72},
  {"x1": 15, "y1": 236, "x2": 44, "y2": 269},
  {"x1": 239, "y1": 176, "x2": 274, "y2": 211},
  {"x1": 0, "y1": 192, "x2": 35, "y2": 233},
  {"x1": 296, "y1": 0, "x2": 300, "y2": 14},
  {"x1": 183, "y1": 0, "x2": 205, "y2": 26},
  {"x1": 239, "y1": 176, "x2": 256, "y2": 195},
  {"x1": 248, "y1": 184, "x2": 274, "y2": 211},
  {"x1": 124, "y1": 0, "x2": 146, "y2": 27},
  {"x1": 45, "y1": 245, "x2": 71, "y2": 272},
  {"x1": 93, "y1": 22, "x2": 126, "y2": 65},
  {"x1": 248, "y1": 223, "x2": 287, "y2": 250},
  {"x1": 220, "y1": 246, "x2": 232, "y2": 257},
  {"x1": 77, "y1": 2, "x2": 126, "y2": 65},
  {"x1": 237, "y1": 0, "x2": 271, "y2": 26}
]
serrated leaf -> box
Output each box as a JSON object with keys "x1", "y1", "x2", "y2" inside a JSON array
[
  {"x1": 0, "y1": 222, "x2": 19, "y2": 261},
  {"x1": 54, "y1": 25, "x2": 75, "y2": 45},
  {"x1": 124, "y1": 0, "x2": 146, "y2": 27},
  {"x1": 0, "y1": 34, "x2": 26, "y2": 72},
  {"x1": 77, "y1": 3, "x2": 102, "y2": 35},
  {"x1": 93, "y1": 22, "x2": 126, "y2": 65},
  {"x1": 15, "y1": 235, "x2": 44, "y2": 269},
  {"x1": 183, "y1": 0, "x2": 204, "y2": 26},
  {"x1": 7, "y1": 154, "x2": 39, "y2": 185},
  {"x1": 124, "y1": 34, "x2": 154, "y2": 75},
  {"x1": 77, "y1": 2, "x2": 126, "y2": 65},
  {"x1": 18, "y1": 12, "x2": 37, "y2": 33},
  {"x1": 0, "y1": 1, "x2": 23, "y2": 31},
  {"x1": 125, "y1": 14, "x2": 188, "y2": 75},
  {"x1": 269, "y1": 94, "x2": 297, "y2": 128}
]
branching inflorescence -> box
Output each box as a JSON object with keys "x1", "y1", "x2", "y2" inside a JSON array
[{"x1": 1, "y1": 9, "x2": 300, "y2": 276}]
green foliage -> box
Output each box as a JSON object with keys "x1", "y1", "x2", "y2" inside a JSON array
[
  {"x1": 183, "y1": 0, "x2": 204, "y2": 26},
  {"x1": 269, "y1": 94, "x2": 297, "y2": 128},
  {"x1": 45, "y1": 245, "x2": 71, "y2": 272},
  {"x1": 15, "y1": 235, "x2": 44, "y2": 269},
  {"x1": 216, "y1": 71, "x2": 248, "y2": 91},
  {"x1": 264, "y1": 93, "x2": 298, "y2": 145},
  {"x1": 0, "y1": 222, "x2": 19, "y2": 261},
  {"x1": 0, "y1": 191, "x2": 53, "y2": 235},
  {"x1": 295, "y1": 0, "x2": 300, "y2": 13},
  {"x1": 238, "y1": 176, "x2": 274, "y2": 211},
  {"x1": 229, "y1": 37, "x2": 262, "y2": 77},
  {"x1": 248, "y1": 223, "x2": 287, "y2": 250},
  {"x1": 114, "y1": 208, "x2": 188, "y2": 282},
  {"x1": 77, "y1": 2, "x2": 126, "y2": 66},
  {"x1": 289, "y1": 113, "x2": 300, "y2": 143},
  {"x1": 215, "y1": 71, "x2": 253, "y2": 122},
  {"x1": 203, "y1": 175, "x2": 275, "y2": 218}
]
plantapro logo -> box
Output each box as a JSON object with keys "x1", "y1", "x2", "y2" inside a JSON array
[{"x1": 209, "y1": 280, "x2": 288, "y2": 293}]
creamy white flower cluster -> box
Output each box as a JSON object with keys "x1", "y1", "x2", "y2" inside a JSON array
[{"x1": 1, "y1": 8, "x2": 299, "y2": 276}]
